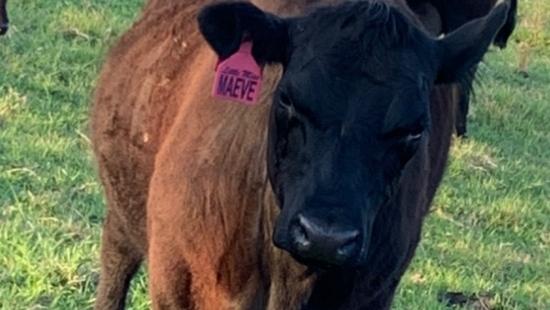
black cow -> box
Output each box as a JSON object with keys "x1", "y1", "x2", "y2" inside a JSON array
[
  {"x1": 0, "y1": 0, "x2": 8, "y2": 36},
  {"x1": 202, "y1": 1, "x2": 511, "y2": 308},
  {"x1": 409, "y1": 0, "x2": 518, "y2": 136}
]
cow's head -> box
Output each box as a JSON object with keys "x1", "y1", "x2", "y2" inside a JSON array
[{"x1": 199, "y1": 1, "x2": 510, "y2": 268}]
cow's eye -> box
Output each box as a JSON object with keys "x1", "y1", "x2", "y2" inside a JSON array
[
  {"x1": 279, "y1": 92, "x2": 293, "y2": 109},
  {"x1": 278, "y1": 92, "x2": 296, "y2": 119},
  {"x1": 406, "y1": 132, "x2": 423, "y2": 143},
  {"x1": 382, "y1": 127, "x2": 423, "y2": 143}
]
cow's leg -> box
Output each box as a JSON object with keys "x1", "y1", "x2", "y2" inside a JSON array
[
  {"x1": 455, "y1": 65, "x2": 478, "y2": 138},
  {"x1": 303, "y1": 278, "x2": 400, "y2": 310},
  {"x1": 0, "y1": 0, "x2": 8, "y2": 35},
  {"x1": 455, "y1": 85, "x2": 470, "y2": 137},
  {"x1": 359, "y1": 279, "x2": 400, "y2": 310},
  {"x1": 95, "y1": 212, "x2": 143, "y2": 310},
  {"x1": 148, "y1": 235, "x2": 193, "y2": 310}
]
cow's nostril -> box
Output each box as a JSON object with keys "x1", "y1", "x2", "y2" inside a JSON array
[
  {"x1": 291, "y1": 220, "x2": 311, "y2": 251},
  {"x1": 336, "y1": 235, "x2": 359, "y2": 259},
  {"x1": 289, "y1": 214, "x2": 361, "y2": 265}
]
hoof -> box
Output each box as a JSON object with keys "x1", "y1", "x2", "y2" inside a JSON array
[
  {"x1": 517, "y1": 70, "x2": 529, "y2": 78},
  {"x1": 455, "y1": 127, "x2": 467, "y2": 138},
  {"x1": 438, "y1": 291, "x2": 495, "y2": 309}
]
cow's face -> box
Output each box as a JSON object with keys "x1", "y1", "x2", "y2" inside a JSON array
[{"x1": 199, "y1": 1, "x2": 511, "y2": 268}]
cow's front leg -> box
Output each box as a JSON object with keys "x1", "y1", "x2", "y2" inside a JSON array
[
  {"x1": 302, "y1": 275, "x2": 400, "y2": 310},
  {"x1": 359, "y1": 279, "x2": 400, "y2": 310},
  {"x1": 148, "y1": 231, "x2": 193, "y2": 310}
]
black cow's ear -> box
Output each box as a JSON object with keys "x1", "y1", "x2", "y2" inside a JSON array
[
  {"x1": 198, "y1": 2, "x2": 289, "y2": 64},
  {"x1": 435, "y1": 0, "x2": 511, "y2": 83}
]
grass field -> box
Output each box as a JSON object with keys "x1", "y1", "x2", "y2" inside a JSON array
[{"x1": 0, "y1": 0, "x2": 548, "y2": 309}]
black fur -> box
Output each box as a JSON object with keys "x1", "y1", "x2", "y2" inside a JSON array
[
  {"x1": 0, "y1": 0, "x2": 8, "y2": 36},
  {"x1": 409, "y1": 0, "x2": 519, "y2": 136},
  {"x1": 494, "y1": 0, "x2": 518, "y2": 48},
  {"x1": 198, "y1": 2, "x2": 289, "y2": 64},
  {"x1": 436, "y1": 2, "x2": 510, "y2": 83},
  {"x1": 198, "y1": 1, "x2": 513, "y2": 309}
]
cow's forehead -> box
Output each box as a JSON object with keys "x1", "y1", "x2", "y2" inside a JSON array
[
  {"x1": 277, "y1": 2, "x2": 433, "y2": 131},
  {"x1": 291, "y1": 2, "x2": 410, "y2": 41},
  {"x1": 287, "y1": 4, "x2": 428, "y2": 74},
  {"x1": 279, "y1": 58, "x2": 428, "y2": 134},
  {"x1": 284, "y1": 41, "x2": 426, "y2": 97}
]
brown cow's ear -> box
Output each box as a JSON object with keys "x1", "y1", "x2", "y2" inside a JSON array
[
  {"x1": 198, "y1": 2, "x2": 289, "y2": 64},
  {"x1": 435, "y1": 0, "x2": 511, "y2": 83}
]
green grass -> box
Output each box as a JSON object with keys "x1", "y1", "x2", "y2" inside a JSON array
[{"x1": 0, "y1": 1, "x2": 548, "y2": 309}]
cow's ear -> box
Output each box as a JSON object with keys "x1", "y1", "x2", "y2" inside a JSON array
[
  {"x1": 435, "y1": 0, "x2": 510, "y2": 83},
  {"x1": 198, "y1": 2, "x2": 289, "y2": 64}
]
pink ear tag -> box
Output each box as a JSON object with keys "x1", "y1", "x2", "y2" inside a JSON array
[{"x1": 212, "y1": 41, "x2": 263, "y2": 105}]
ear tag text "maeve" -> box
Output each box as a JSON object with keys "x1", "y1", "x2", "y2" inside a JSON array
[{"x1": 212, "y1": 41, "x2": 263, "y2": 105}]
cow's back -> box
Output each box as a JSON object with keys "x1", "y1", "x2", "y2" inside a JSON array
[{"x1": 91, "y1": 2, "x2": 207, "y2": 249}]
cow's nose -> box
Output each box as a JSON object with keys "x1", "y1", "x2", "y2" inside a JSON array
[{"x1": 290, "y1": 214, "x2": 360, "y2": 265}]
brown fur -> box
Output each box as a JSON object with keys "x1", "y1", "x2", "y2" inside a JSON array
[{"x1": 91, "y1": 1, "x2": 461, "y2": 309}]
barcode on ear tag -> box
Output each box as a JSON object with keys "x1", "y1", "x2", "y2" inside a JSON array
[{"x1": 212, "y1": 41, "x2": 263, "y2": 105}]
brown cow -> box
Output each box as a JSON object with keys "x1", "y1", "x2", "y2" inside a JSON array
[{"x1": 91, "y1": 0, "x2": 512, "y2": 309}]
